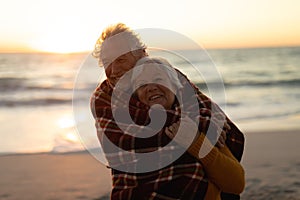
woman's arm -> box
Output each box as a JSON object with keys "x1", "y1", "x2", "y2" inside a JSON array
[
  {"x1": 188, "y1": 134, "x2": 245, "y2": 194},
  {"x1": 166, "y1": 119, "x2": 245, "y2": 194}
]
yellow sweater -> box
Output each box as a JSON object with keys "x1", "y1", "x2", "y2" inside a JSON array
[{"x1": 188, "y1": 134, "x2": 245, "y2": 200}]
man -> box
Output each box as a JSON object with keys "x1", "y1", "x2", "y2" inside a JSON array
[
  {"x1": 90, "y1": 23, "x2": 244, "y2": 199},
  {"x1": 92, "y1": 23, "x2": 147, "y2": 87}
]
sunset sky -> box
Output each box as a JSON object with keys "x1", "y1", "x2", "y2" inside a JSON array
[{"x1": 1, "y1": 0, "x2": 300, "y2": 53}]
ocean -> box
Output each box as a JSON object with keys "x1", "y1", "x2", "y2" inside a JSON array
[{"x1": 0, "y1": 46, "x2": 300, "y2": 155}]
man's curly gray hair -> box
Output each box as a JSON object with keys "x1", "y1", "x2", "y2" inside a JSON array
[{"x1": 92, "y1": 23, "x2": 147, "y2": 67}]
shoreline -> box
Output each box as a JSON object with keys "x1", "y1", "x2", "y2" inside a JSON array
[
  {"x1": 0, "y1": 129, "x2": 299, "y2": 200},
  {"x1": 1, "y1": 129, "x2": 299, "y2": 157}
]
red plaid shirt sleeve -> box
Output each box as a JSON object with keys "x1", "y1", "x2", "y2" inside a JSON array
[{"x1": 177, "y1": 70, "x2": 245, "y2": 161}]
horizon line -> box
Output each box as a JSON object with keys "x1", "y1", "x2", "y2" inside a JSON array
[{"x1": 1, "y1": 44, "x2": 300, "y2": 54}]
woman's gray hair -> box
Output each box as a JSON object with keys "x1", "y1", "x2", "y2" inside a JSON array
[{"x1": 132, "y1": 57, "x2": 183, "y2": 91}]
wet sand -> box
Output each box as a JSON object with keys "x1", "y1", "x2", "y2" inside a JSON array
[{"x1": 0, "y1": 153, "x2": 111, "y2": 200}]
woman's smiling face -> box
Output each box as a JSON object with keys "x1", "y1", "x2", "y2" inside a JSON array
[{"x1": 134, "y1": 66, "x2": 176, "y2": 109}]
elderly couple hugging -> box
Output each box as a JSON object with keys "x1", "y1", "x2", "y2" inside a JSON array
[{"x1": 90, "y1": 23, "x2": 245, "y2": 200}]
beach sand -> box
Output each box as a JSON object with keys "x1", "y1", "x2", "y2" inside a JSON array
[
  {"x1": 0, "y1": 130, "x2": 299, "y2": 200},
  {"x1": 0, "y1": 153, "x2": 112, "y2": 200},
  {"x1": 241, "y1": 130, "x2": 300, "y2": 200}
]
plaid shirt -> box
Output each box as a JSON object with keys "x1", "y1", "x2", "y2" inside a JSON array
[{"x1": 90, "y1": 69, "x2": 244, "y2": 200}]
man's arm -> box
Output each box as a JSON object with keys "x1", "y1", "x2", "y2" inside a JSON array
[{"x1": 91, "y1": 82, "x2": 181, "y2": 168}]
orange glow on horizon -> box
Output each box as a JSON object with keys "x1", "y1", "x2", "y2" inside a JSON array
[{"x1": 2, "y1": 36, "x2": 300, "y2": 54}]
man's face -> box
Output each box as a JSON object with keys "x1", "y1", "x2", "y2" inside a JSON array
[{"x1": 105, "y1": 52, "x2": 137, "y2": 86}]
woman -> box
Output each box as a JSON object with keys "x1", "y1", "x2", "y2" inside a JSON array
[{"x1": 131, "y1": 57, "x2": 245, "y2": 200}]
